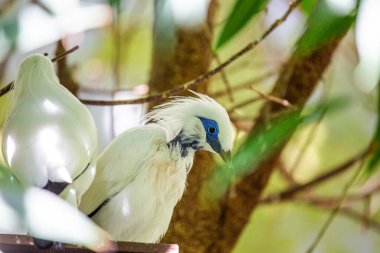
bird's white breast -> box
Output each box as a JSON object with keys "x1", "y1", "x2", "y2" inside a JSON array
[
  {"x1": 91, "y1": 141, "x2": 193, "y2": 243},
  {"x1": 2, "y1": 83, "x2": 97, "y2": 188}
]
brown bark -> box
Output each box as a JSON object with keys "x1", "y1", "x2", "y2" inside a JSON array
[
  {"x1": 55, "y1": 41, "x2": 79, "y2": 95},
  {"x1": 149, "y1": 1, "x2": 216, "y2": 98}
]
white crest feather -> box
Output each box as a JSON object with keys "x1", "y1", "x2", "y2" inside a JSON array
[{"x1": 142, "y1": 91, "x2": 233, "y2": 151}]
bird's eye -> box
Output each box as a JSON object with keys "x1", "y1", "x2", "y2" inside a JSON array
[
  {"x1": 208, "y1": 126, "x2": 216, "y2": 135},
  {"x1": 198, "y1": 116, "x2": 219, "y2": 136}
]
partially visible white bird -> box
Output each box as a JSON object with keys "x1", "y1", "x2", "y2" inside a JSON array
[
  {"x1": 2, "y1": 54, "x2": 97, "y2": 200},
  {"x1": 1, "y1": 54, "x2": 98, "y2": 248},
  {"x1": 77, "y1": 93, "x2": 234, "y2": 243}
]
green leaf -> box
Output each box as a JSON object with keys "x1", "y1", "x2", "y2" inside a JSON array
[
  {"x1": 214, "y1": 0, "x2": 269, "y2": 50},
  {"x1": 108, "y1": 0, "x2": 122, "y2": 14},
  {"x1": 300, "y1": 0, "x2": 318, "y2": 15},
  {"x1": 296, "y1": 0, "x2": 358, "y2": 55},
  {"x1": 206, "y1": 99, "x2": 345, "y2": 198},
  {"x1": 108, "y1": 0, "x2": 119, "y2": 6},
  {"x1": 365, "y1": 78, "x2": 380, "y2": 176}
]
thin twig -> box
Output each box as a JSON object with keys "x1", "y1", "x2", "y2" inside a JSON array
[
  {"x1": 213, "y1": 53, "x2": 234, "y2": 102},
  {"x1": 295, "y1": 198, "x2": 380, "y2": 233},
  {"x1": 0, "y1": 82, "x2": 13, "y2": 97},
  {"x1": 305, "y1": 159, "x2": 365, "y2": 253},
  {"x1": 0, "y1": 45, "x2": 79, "y2": 97},
  {"x1": 249, "y1": 86, "x2": 294, "y2": 108},
  {"x1": 277, "y1": 161, "x2": 299, "y2": 186},
  {"x1": 261, "y1": 147, "x2": 371, "y2": 204},
  {"x1": 351, "y1": 181, "x2": 380, "y2": 200},
  {"x1": 227, "y1": 97, "x2": 262, "y2": 113},
  {"x1": 363, "y1": 196, "x2": 371, "y2": 230},
  {"x1": 292, "y1": 188, "x2": 380, "y2": 207},
  {"x1": 227, "y1": 87, "x2": 294, "y2": 114},
  {"x1": 79, "y1": 0, "x2": 303, "y2": 106},
  {"x1": 51, "y1": 45, "x2": 79, "y2": 62},
  {"x1": 262, "y1": 184, "x2": 380, "y2": 207},
  {"x1": 260, "y1": 193, "x2": 380, "y2": 234},
  {"x1": 212, "y1": 70, "x2": 276, "y2": 98}
]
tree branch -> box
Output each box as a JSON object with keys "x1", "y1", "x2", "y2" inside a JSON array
[
  {"x1": 78, "y1": 0, "x2": 302, "y2": 106},
  {"x1": 212, "y1": 70, "x2": 276, "y2": 98},
  {"x1": 249, "y1": 86, "x2": 294, "y2": 108},
  {"x1": 294, "y1": 199, "x2": 380, "y2": 234},
  {"x1": 261, "y1": 147, "x2": 371, "y2": 204},
  {"x1": 227, "y1": 97, "x2": 262, "y2": 113},
  {"x1": 213, "y1": 53, "x2": 234, "y2": 102}
]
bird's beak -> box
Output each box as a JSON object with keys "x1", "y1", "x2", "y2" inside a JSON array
[{"x1": 219, "y1": 150, "x2": 232, "y2": 168}]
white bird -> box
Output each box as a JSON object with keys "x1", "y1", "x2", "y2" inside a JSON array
[
  {"x1": 77, "y1": 93, "x2": 234, "y2": 243},
  {"x1": 1, "y1": 54, "x2": 98, "y2": 248},
  {"x1": 2, "y1": 54, "x2": 97, "y2": 199}
]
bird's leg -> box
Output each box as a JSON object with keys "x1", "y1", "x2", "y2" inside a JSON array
[
  {"x1": 43, "y1": 180, "x2": 69, "y2": 195},
  {"x1": 32, "y1": 237, "x2": 65, "y2": 250},
  {"x1": 32, "y1": 237, "x2": 54, "y2": 249}
]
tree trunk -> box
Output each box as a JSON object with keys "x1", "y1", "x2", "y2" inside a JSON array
[{"x1": 149, "y1": 1, "x2": 351, "y2": 252}]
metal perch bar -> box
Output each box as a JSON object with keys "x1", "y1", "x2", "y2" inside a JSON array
[{"x1": 0, "y1": 234, "x2": 179, "y2": 253}]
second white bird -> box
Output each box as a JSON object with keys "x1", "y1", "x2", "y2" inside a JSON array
[{"x1": 77, "y1": 93, "x2": 234, "y2": 243}]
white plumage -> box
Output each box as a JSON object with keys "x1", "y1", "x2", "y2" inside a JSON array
[
  {"x1": 77, "y1": 93, "x2": 233, "y2": 243},
  {"x1": 2, "y1": 54, "x2": 97, "y2": 200}
]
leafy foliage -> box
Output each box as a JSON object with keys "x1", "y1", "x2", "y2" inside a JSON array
[
  {"x1": 300, "y1": 0, "x2": 318, "y2": 15},
  {"x1": 365, "y1": 79, "x2": 380, "y2": 175},
  {"x1": 296, "y1": 0, "x2": 358, "y2": 55},
  {"x1": 108, "y1": 0, "x2": 120, "y2": 7},
  {"x1": 207, "y1": 100, "x2": 344, "y2": 198},
  {"x1": 214, "y1": 0, "x2": 269, "y2": 50}
]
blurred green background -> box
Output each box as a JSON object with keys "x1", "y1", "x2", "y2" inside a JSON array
[{"x1": 1, "y1": 0, "x2": 380, "y2": 252}]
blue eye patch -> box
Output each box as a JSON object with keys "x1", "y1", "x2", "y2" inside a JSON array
[
  {"x1": 197, "y1": 117, "x2": 221, "y2": 153},
  {"x1": 198, "y1": 117, "x2": 219, "y2": 138}
]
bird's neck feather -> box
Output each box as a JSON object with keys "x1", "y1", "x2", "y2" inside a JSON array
[{"x1": 168, "y1": 129, "x2": 201, "y2": 158}]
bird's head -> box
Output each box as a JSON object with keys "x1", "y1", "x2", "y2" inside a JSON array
[{"x1": 144, "y1": 92, "x2": 234, "y2": 162}]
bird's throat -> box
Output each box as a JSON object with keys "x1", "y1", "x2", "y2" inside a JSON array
[{"x1": 168, "y1": 129, "x2": 201, "y2": 158}]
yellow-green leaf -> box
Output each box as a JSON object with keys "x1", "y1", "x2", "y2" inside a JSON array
[
  {"x1": 214, "y1": 0, "x2": 269, "y2": 50},
  {"x1": 296, "y1": 0, "x2": 357, "y2": 55}
]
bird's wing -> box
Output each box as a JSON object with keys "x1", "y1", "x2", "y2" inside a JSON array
[{"x1": 78, "y1": 125, "x2": 167, "y2": 215}]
